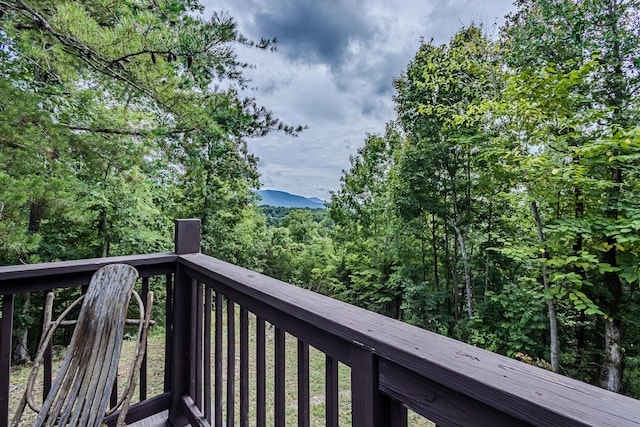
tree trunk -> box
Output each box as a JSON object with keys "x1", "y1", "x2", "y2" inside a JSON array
[
  {"x1": 98, "y1": 208, "x2": 110, "y2": 258},
  {"x1": 602, "y1": 318, "x2": 622, "y2": 392},
  {"x1": 98, "y1": 165, "x2": 111, "y2": 258},
  {"x1": 420, "y1": 214, "x2": 427, "y2": 283},
  {"x1": 598, "y1": 2, "x2": 625, "y2": 393},
  {"x1": 484, "y1": 201, "x2": 492, "y2": 299},
  {"x1": 452, "y1": 233, "x2": 460, "y2": 320},
  {"x1": 454, "y1": 223, "x2": 473, "y2": 318},
  {"x1": 13, "y1": 201, "x2": 43, "y2": 363},
  {"x1": 450, "y1": 169, "x2": 473, "y2": 318},
  {"x1": 431, "y1": 212, "x2": 440, "y2": 291},
  {"x1": 531, "y1": 200, "x2": 559, "y2": 373},
  {"x1": 12, "y1": 293, "x2": 31, "y2": 364},
  {"x1": 601, "y1": 172, "x2": 623, "y2": 392}
]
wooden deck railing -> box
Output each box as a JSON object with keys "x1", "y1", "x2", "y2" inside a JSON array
[
  {"x1": 1, "y1": 219, "x2": 639, "y2": 426},
  {"x1": 0, "y1": 251, "x2": 178, "y2": 426}
]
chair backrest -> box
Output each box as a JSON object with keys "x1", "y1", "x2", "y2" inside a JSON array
[{"x1": 33, "y1": 264, "x2": 139, "y2": 427}]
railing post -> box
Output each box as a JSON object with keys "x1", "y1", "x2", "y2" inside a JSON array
[
  {"x1": 174, "y1": 219, "x2": 201, "y2": 255},
  {"x1": 169, "y1": 219, "x2": 200, "y2": 426}
]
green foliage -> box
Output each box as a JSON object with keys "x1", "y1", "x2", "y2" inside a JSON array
[
  {"x1": 327, "y1": 0, "x2": 640, "y2": 397},
  {"x1": 3, "y1": 0, "x2": 640, "y2": 399},
  {"x1": 0, "y1": 0, "x2": 300, "y2": 363}
]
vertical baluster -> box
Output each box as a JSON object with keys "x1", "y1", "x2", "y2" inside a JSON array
[
  {"x1": 140, "y1": 276, "x2": 149, "y2": 402},
  {"x1": 351, "y1": 347, "x2": 405, "y2": 427},
  {"x1": 297, "y1": 340, "x2": 310, "y2": 427},
  {"x1": 227, "y1": 300, "x2": 236, "y2": 426},
  {"x1": 0, "y1": 294, "x2": 14, "y2": 425},
  {"x1": 188, "y1": 279, "x2": 199, "y2": 402},
  {"x1": 239, "y1": 308, "x2": 249, "y2": 427},
  {"x1": 256, "y1": 318, "x2": 266, "y2": 427},
  {"x1": 390, "y1": 400, "x2": 408, "y2": 427},
  {"x1": 164, "y1": 273, "x2": 173, "y2": 393},
  {"x1": 215, "y1": 293, "x2": 223, "y2": 426},
  {"x1": 326, "y1": 355, "x2": 338, "y2": 427},
  {"x1": 204, "y1": 287, "x2": 212, "y2": 423},
  {"x1": 351, "y1": 347, "x2": 379, "y2": 426},
  {"x1": 43, "y1": 291, "x2": 54, "y2": 401},
  {"x1": 195, "y1": 282, "x2": 204, "y2": 409},
  {"x1": 275, "y1": 327, "x2": 285, "y2": 426}
]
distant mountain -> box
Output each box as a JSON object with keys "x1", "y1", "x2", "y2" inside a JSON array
[{"x1": 257, "y1": 190, "x2": 326, "y2": 209}]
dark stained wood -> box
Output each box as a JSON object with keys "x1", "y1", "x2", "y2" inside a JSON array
[
  {"x1": 275, "y1": 327, "x2": 286, "y2": 426},
  {"x1": 105, "y1": 392, "x2": 171, "y2": 427},
  {"x1": 227, "y1": 299, "x2": 236, "y2": 427},
  {"x1": 256, "y1": 317, "x2": 266, "y2": 427},
  {"x1": 140, "y1": 276, "x2": 149, "y2": 401},
  {"x1": 325, "y1": 355, "x2": 338, "y2": 427},
  {"x1": 179, "y1": 253, "x2": 640, "y2": 427},
  {"x1": 181, "y1": 395, "x2": 210, "y2": 427},
  {"x1": 379, "y1": 359, "x2": 532, "y2": 426},
  {"x1": 184, "y1": 266, "x2": 350, "y2": 364},
  {"x1": 351, "y1": 346, "x2": 390, "y2": 427},
  {"x1": 389, "y1": 399, "x2": 407, "y2": 427},
  {"x1": 297, "y1": 340, "x2": 310, "y2": 427},
  {"x1": 4, "y1": 220, "x2": 640, "y2": 427},
  {"x1": 174, "y1": 219, "x2": 201, "y2": 255},
  {"x1": 168, "y1": 219, "x2": 200, "y2": 426},
  {"x1": 0, "y1": 294, "x2": 13, "y2": 425},
  {"x1": 204, "y1": 287, "x2": 212, "y2": 423},
  {"x1": 168, "y1": 263, "x2": 191, "y2": 427},
  {"x1": 214, "y1": 292, "x2": 223, "y2": 427},
  {"x1": 189, "y1": 280, "x2": 202, "y2": 406},
  {"x1": 43, "y1": 290, "x2": 52, "y2": 400},
  {"x1": 163, "y1": 274, "x2": 173, "y2": 393},
  {"x1": 240, "y1": 308, "x2": 249, "y2": 427},
  {"x1": 195, "y1": 282, "x2": 204, "y2": 410},
  {"x1": 0, "y1": 253, "x2": 176, "y2": 295}
]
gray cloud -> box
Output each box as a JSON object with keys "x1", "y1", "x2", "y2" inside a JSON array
[
  {"x1": 237, "y1": 0, "x2": 376, "y2": 70},
  {"x1": 201, "y1": 0, "x2": 515, "y2": 199}
]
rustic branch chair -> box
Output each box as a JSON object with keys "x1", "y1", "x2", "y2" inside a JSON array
[{"x1": 11, "y1": 264, "x2": 153, "y2": 427}]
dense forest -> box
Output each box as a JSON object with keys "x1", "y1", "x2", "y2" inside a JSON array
[{"x1": 1, "y1": 0, "x2": 639, "y2": 398}]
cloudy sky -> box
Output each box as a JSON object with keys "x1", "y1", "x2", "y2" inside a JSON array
[{"x1": 202, "y1": 0, "x2": 516, "y2": 200}]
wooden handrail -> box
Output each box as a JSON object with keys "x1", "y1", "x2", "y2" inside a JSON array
[
  {"x1": 178, "y1": 252, "x2": 640, "y2": 427},
  {"x1": 0, "y1": 253, "x2": 177, "y2": 295}
]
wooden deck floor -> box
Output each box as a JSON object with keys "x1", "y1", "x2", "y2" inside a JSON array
[{"x1": 129, "y1": 410, "x2": 169, "y2": 427}]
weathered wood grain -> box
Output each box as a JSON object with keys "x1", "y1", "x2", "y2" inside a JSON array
[{"x1": 29, "y1": 264, "x2": 139, "y2": 427}]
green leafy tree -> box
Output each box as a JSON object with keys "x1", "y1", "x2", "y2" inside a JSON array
[
  {"x1": 393, "y1": 26, "x2": 504, "y2": 319},
  {"x1": 0, "y1": 0, "x2": 300, "y2": 361},
  {"x1": 329, "y1": 126, "x2": 403, "y2": 317},
  {"x1": 501, "y1": 0, "x2": 640, "y2": 390}
]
